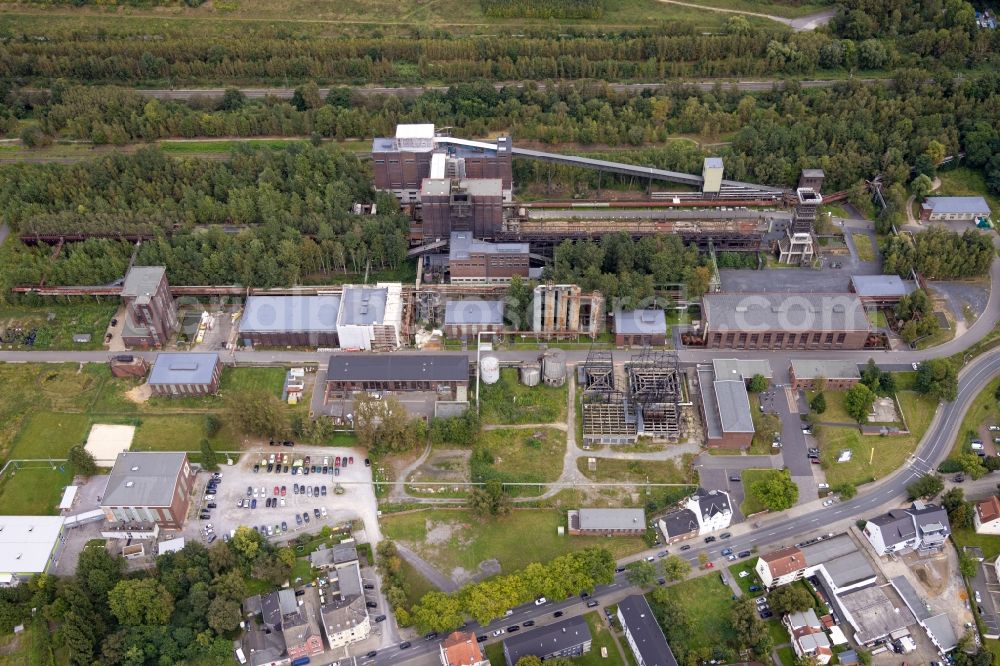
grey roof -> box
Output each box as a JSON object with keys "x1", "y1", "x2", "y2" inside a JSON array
[
  {"x1": 457, "y1": 178, "x2": 503, "y2": 196},
  {"x1": 851, "y1": 275, "x2": 914, "y2": 298},
  {"x1": 122, "y1": 266, "x2": 166, "y2": 298},
  {"x1": 704, "y1": 157, "x2": 724, "y2": 169},
  {"x1": 503, "y1": 616, "x2": 591, "y2": 664},
  {"x1": 659, "y1": 508, "x2": 699, "y2": 538},
  {"x1": 336, "y1": 561, "x2": 363, "y2": 598},
  {"x1": 820, "y1": 550, "x2": 876, "y2": 589},
  {"x1": 923, "y1": 613, "x2": 958, "y2": 651},
  {"x1": 449, "y1": 232, "x2": 528, "y2": 260},
  {"x1": 615, "y1": 309, "x2": 667, "y2": 336},
  {"x1": 445, "y1": 300, "x2": 504, "y2": 326},
  {"x1": 923, "y1": 196, "x2": 991, "y2": 215},
  {"x1": 421, "y1": 178, "x2": 451, "y2": 197},
  {"x1": 321, "y1": 594, "x2": 368, "y2": 637},
  {"x1": 790, "y1": 359, "x2": 861, "y2": 380},
  {"x1": 703, "y1": 292, "x2": 870, "y2": 333},
  {"x1": 694, "y1": 488, "x2": 732, "y2": 520},
  {"x1": 801, "y1": 168, "x2": 826, "y2": 178},
  {"x1": 712, "y1": 358, "x2": 773, "y2": 380},
  {"x1": 240, "y1": 295, "x2": 341, "y2": 333},
  {"x1": 869, "y1": 509, "x2": 916, "y2": 543},
  {"x1": 800, "y1": 533, "x2": 860, "y2": 565},
  {"x1": 618, "y1": 595, "x2": 678, "y2": 666},
  {"x1": 714, "y1": 380, "x2": 754, "y2": 433},
  {"x1": 576, "y1": 508, "x2": 646, "y2": 531},
  {"x1": 698, "y1": 368, "x2": 723, "y2": 439},
  {"x1": 838, "y1": 586, "x2": 915, "y2": 644},
  {"x1": 102, "y1": 452, "x2": 188, "y2": 508},
  {"x1": 371, "y1": 137, "x2": 396, "y2": 152},
  {"x1": 326, "y1": 354, "x2": 469, "y2": 382},
  {"x1": 787, "y1": 608, "x2": 821, "y2": 629},
  {"x1": 338, "y1": 286, "x2": 388, "y2": 326},
  {"x1": 310, "y1": 542, "x2": 359, "y2": 568},
  {"x1": 148, "y1": 352, "x2": 219, "y2": 386},
  {"x1": 890, "y1": 576, "x2": 931, "y2": 621}
]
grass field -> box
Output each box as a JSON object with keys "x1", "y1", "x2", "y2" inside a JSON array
[
  {"x1": 8, "y1": 412, "x2": 91, "y2": 459},
  {"x1": 937, "y1": 167, "x2": 1000, "y2": 218},
  {"x1": 815, "y1": 391, "x2": 936, "y2": 488},
  {"x1": 576, "y1": 455, "x2": 696, "y2": 485},
  {"x1": 777, "y1": 645, "x2": 796, "y2": 666},
  {"x1": 576, "y1": 611, "x2": 627, "y2": 666},
  {"x1": 479, "y1": 369, "x2": 567, "y2": 425},
  {"x1": 474, "y1": 427, "x2": 565, "y2": 488},
  {"x1": 0, "y1": 466, "x2": 74, "y2": 515},
  {"x1": 650, "y1": 573, "x2": 737, "y2": 654},
  {"x1": 381, "y1": 508, "x2": 646, "y2": 576},
  {"x1": 132, "y1": 415, "x2": 236, "y2": 453},
  {"x1": 851, "y1": 233, "x2": 876, "y2": 262},
  {"x1": 147, "y1": 366, "x2": 287, "y2": 408},
  {"x1": 948, "y1": 376, "x2": 1000, "y2": 457},
  {"x1": 952, "y1": 527, "x2": 1000, "y2": 561},
  {"x1": 807, "y1": 389, "x2": 855, "y2": 424},
  {"x1": 0, "y1": 302, "x2": 118, "y2": 351},
  {"x1": 727, "y1": 560, "x2": 763, "y2": 594},
  {"x1": 399, "y1": 558, "x2": 438, "y2": 607},
  {"x1": 740, "y1": 469, "x2": 781, "y2": 515}
]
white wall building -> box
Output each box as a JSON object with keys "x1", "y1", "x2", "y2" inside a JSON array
[
  {"x1": 975, "y1": 496, "x2": 1000, "y2": 535},
  {"x1": 335, "y1": 283, "x2": 402, "y2": 351},
  {"x1": 0, "y1": 516, "x2": 67, "y2": 586}
]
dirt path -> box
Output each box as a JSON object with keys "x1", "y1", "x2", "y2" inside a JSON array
[
  {"x1": 482, "y1": 422, "x2": 567, "y2": 431},
  {"x1": 652, "y1": 0, "x2": 835, "y2": 31},
  {"x1": 394, "y1": 542, "x2": 459, "y2": 593}
]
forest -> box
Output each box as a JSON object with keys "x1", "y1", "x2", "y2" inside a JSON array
[
  {"x1": 880, "y1": 227, "x2": 995, "y2": 280},
  {"x1": 0, "y1": 530, "x2": 293, "y2": 665}
]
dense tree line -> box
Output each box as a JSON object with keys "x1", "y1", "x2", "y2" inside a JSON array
[
  {"x1": 881, "y1": 227, "x2": 995, "y2": 279},
  {"x1": 0, "y1": 532, "x2": 291, "y2": 665},
  {"x1": 480, "y1": 0, "x2": 604, "y2": 18}
]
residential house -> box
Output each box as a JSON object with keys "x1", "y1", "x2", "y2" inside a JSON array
[
  {"x1": 657, "y1": 488, "x2": 732, "y2": 543},
  {"x1": 319, "y1": 560, "x2": 371, "y2": 649},
  {"x1": 617, "y1": 594, "x2": 678, "y2": 666},
  {"x1": 862, "y1": 501, "x2": 951, "y2": 555},
  {"x1": 755, "y1": 546, "x2": 807, "y2": 589},
  {"x1": 241, "y1": 593, "x2": 289, "y2": 666},
  {"x1": 785, "y1": 609, "x2": 832, "y2": 665},
  {"x1": 975, "y1": 496, "x2": 1000, "y2": 535},
  {"x1": 439, "y1": 630, "x2": 490, "y2": 666},
  {"x1": 278, "y1": 588, "x2": 324, "y2": 659},
  {"x1": 502, "y1": 616, "x2": 591, "y2": 666}
]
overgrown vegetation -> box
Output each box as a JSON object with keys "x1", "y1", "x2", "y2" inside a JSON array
[{"x1": 480, "y1": 0, "x2": 604, "y2": 18}]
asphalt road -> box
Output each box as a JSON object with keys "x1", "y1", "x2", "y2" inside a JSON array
[{"x1": 19, "y1": 78, "x2": 889, "y2": 102}]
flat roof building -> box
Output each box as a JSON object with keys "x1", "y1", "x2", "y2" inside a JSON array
[
  {"x1": 702, "y1": 292, "x2": 870, "y2": 351},
  {"x1": 920, "y1": 196, "x2": 991, "y2": 221},
  {"x1": 448, "y1": 232, "x2": 529, "y2": 285},
  {"x1": 0, "y1": 516, "x2": 66, "y2": 586},
  {"x1": 502, "y1": 616, "x2": 592, "y2": 666},
  {"x1": 444, "y1": 299, "x2": 505, "y2": 339},
  {"x1": 121, "y1": 266, "x2": 178, "y2": 349},
  {"x1": 147, "y1": 352, "x2": 222, "y2": 397},
  {"x1": 850, "y1": 275, "x2": 914, "y2": 304},
  {"x1": 324, "y1": 354, "x2": 469, "y2": 403},
  {"x1": 618, "y1": 594, "x2": 678, "y2": 666},
  {"x1": 615, "y1": 309, "x2": 667, "y2": 348},
  {"x1": 567, "y1": 508, "x2": 646, "y2": 536},
  {"x1": 336, "y1": 284, "x2": 403, "y2": 351},
  {"x1": 101, "y1": 451, "x2": 196, "y2": 534},
  {"x1": 789, "y1": 359, "x2": 862, "y2": 391},
  {"x1": 240, "y1": 295, "x2": 341, "y2": 348},
  {"x1": 697, "y1": 363, "x2": 755, "y2": 450}
]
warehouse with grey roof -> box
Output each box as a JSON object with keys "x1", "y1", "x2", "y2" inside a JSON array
[
  {"x1": 240, "y1": 295, "x2": 341, "y2": 347},
  {"x1": 324, "y1": 354, "x2": 469, "y2": 403},
  {"x1": 567, "y1": 508, "x2": 646, "y2": 536},
  {"x1": 101, "y1": 452, "x2": 196, "y2": 533},
  {"x1": 147, "y1": 352, "x2": 222, "y2": 397}
]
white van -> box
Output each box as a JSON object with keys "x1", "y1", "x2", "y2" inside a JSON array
[
  {"x1": 235, "y1": 648, "x2": 247, "y2": 665},
  {"x1": 971, "y1": 442, "x2": 985, "y2": 451}
]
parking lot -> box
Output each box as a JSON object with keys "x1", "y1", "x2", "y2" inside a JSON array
[{"x1": 184, "y1": 444, "x2": 378, "y2": 548}]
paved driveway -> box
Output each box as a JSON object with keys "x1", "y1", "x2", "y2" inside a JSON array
[
  {"x1": 698, "y1": 467, "x2": 747, "y2": 521},
  {"x1": 974, "y1": 561, "x2": 1000, "y2": 638}
]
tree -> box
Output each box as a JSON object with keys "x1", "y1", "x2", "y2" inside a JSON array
[
  {"x1": 730, "y1": 596, "x2": 773, "y2": 656},
  {"x1": 911, "y1": 173, "x2": 933, "y2": 199},
  {"x1": 67, "y1": 444, "x2": 98, "y2": 476},
  {"x1": 767, "y1": 584, "x2": 814, "y2": 615},
  {"x1": 224, "y1": 390, "x2": 289, "y2": 438},
  {"x1": 660, "y1": 555, "x2": 691, "y2": 582},
  {"x1": 626, "y1": 560, "x2": 657, "y2": 587},
  {"x1": 411, "y1": 591, "x2": 466, "y2": 634},
  {"x1": 353, "y1": 394, "x2": 424, "y2": 454},
  {"x1": 957, "y1": 452, "x2": 988, "y2": 481},
  {"x1": 206, "y1": 596, "x2": 241, "y2": 634},
  {"x1": 468, "y1": 480, "x2": 511, "y2": 518},
  {"x1": 199, "y1": 438, "x2": 219, "y2": 471},
  {"x1": 516, "y1": 658, "x2": 544, "y2": 666},
  {"x1": 108, "y1": 578, "x2": 174, "y2": 626},
  {"x1": 748, "y1": 374, "x2": 768, "y2": 393},
  {"x1": 230, "y1": 526, "x2": 263, "y2": 563},
  {"x1": 218, "y1": 88, "x2": 245, "y2": 111},
  {"x1": 906, "y1": 473, "x2": 944, "y2": 500},
  {"x1": 507, "y1": 274, "x2": 533, "y2": 331},
  {"x1": 204, "y1": 414, "x2": 222, "y2": 437},
  {"x1": 749, "y1": 470, "x2": 798, "y2": 512},
  {"x1": 916, "y1": 359, "x2": 958, "y2": 402},
  {"x1": 844, "y1": 384, "x2": 877, "y2": 423},
  {"x1": 809, "y1": 392, "x2": 827, "y2": 414},
  {"x1": 832, "y1": 483, "x2": 856, "y2": 500}
]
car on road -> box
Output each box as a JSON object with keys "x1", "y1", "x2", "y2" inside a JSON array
[
  {"x1": 374, "y1": 615, "x2": 386, "y2": 623},
  {"x1": 704, "y1": 536, "x2": 716, "y2": 543},
  {"x1": 523, "y1": 620, "x2": 535, "y2": 627},
  {"x1": 976, "y1": 591, "x2": 982, "y2": 603},
  {"x1": 657, "y1": 551, "x2": 668, "y2": 558},
  {"x1": 535, "y1": 597, "x2": 547, "y2": 605},
  {"x1": 720, "y1": 532, "x2": 731, "y2": 539},
  {"x1": 586, "y1": 600, "x2": 599, "y2": 608},
  {"x1": 703, "y1": 562, "x2": 715, "y2": 569},
  {"x1": 680, "y1": 544, "x2": 691, "y2": 551},
  {"x1": 823, "y1": 499, "x2": 835, "y2": 506},
  {"x1": 424, "y1": 632, "x2": 438, "y2": 640},
  {"x1": 492, "y1": 629, "x2": 504, "y2": 637},
  {"x1": 505, "y1": 609, "x2": 513, "y2": 617},
  {"x1": 553, "y1": 611, "x2": 564, "y2": 618},
  {"x1": 366, "y1": 651, "x2": 377, "y2": 658},
  {"x1": 646, "y1": 556, "x2": 655, "y2": 562},
  {"x1": 729, "y1": 475, "x2": 741, "y2": 482},
  {"x1": 399, "y1": 641, "x2": 411, "y2": 649},
  {"x1": 721, "y1": 548, "x2": 733, "y2": 557},
  {"x1": 615, "y1": 567, "x2": 626, "y2": 573},
  {"x1": 477, "y1": 636, "x2": 487, "y2": 643},
  {"x1": 739, "y1": 550, "x2": 752, "y2": 558},
  {"x1": 506, "y1": 626, "x2": 519, "y2": 632}
]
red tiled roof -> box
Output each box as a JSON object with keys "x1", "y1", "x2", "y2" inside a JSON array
[
  {"x1": 977, "y1": 496, "x2": 1000, "y2": 524},
  {"x1": 762, "y1": 546, "x2": 804, "y2": 577},
  {"x1": 442, "y1": 631, "x2": 484, "y2": 666}
]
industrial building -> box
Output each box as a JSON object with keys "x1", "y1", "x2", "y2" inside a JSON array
[
  {"x1": 324, "y1": 354, "x2": 469, "y2": 402},
  {"x1": 448, "y1": 232, "x2": 530, "y2": 284},
  {"x1": 580, "y1": 349, "x2": 685, "y2": 445},
  {"x1": 696, "y1": 359, "x2": 768, "y2": 450},
  {"x1": 121, "y1": 266, "x2": 178, "y2": 349},
  {"x1": 849, "y1": 275, "x2": 915, "y2": 305},
  {"x1": 0, "y1": 516, "x2": 67, "y2": 586},
  {"x1": 443, "y1": 299, "x2": 505, "y2": 339},
  {"x1": 614, "y1": 308, "x2": 667, "y2": 348},
  {"x1": 777, "y1": 229, "x2": 814, "y2": 265},
  {"x1": 533, "y1": 284, "x2": 603, "y2": 338},
  {"x1": 920, "y1": 196, "x2": 991, "y2": 221},
  {"x1": 101, "y1": 452, "x2": 196, "y2": 537},
  {"x1": 618, "y1": 594, "x2": 678, "y2": 666},
  {"x1": 567, "y1": 508, "x2": 646, "y2": 536},
  {"x1": 789, "y1": 360, "x2": 861, "y2": 391},
  {"x1": 147, "y1": 352, "x2": 223, "y2": 397},
  {"x1": 336, "y1": 284, "x2": 403, "y2": 351},
  {"x1": 791, "y1": 187, "x2": 823, "y2": 233},
  {"x1": 420, "y1": 179, "x2": 505, "y2": 240},
  {"x1": 239, "y1": 295, "x2": 341, "y2": 347},
  {"x1": 502, "y1": 616, "x2": 592, "y2": 666},
  {"x1": 798, "y1": 169, "x2": 826, "y2": 192},
  {"x1": 701, "y1": 292, "x2": 871, "y2": 350}
]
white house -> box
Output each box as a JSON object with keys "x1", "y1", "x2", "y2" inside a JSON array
[
  {"x1": 785, "y1": 609, "x2": 832, "y2": 665},
  {"x1": 755, "y1": 534, "x2": 876, "y2": 594},
  {"x1": 862, "y1": 501, "x2": 950, "y2": 555},
  {"x1": 657, "y1": 488, "x2": 732, "y2": 542},
  {"x1": 975, "y1": 496, "x2": 1000, "y2": 535}
]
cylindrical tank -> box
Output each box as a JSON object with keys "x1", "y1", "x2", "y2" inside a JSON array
[
  {"x1": 480, "y1": 355, "x2": 500, "y2": 385},
  {"x1": 542, "y1": 349, "x2": 567, "y2": 387},
  {"x1": 520, "y1": 363, "x2": 541, "y2": 387}
]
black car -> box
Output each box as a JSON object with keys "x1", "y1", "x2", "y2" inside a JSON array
[
  {"x1": 399, "y1": 642, "x2": 411, "y2": 649},
  {"x1": 739, "y1": 550, "x2": 752, "y2": 558},
  {"x1": 253, "y1": 464, "x2": 259, "y2": 473},
  {"x1": 615, "y1": 567, "x2": 626, "y2": 573},
  {"x1": 303, "y1": 512, "x2": 310, "y2": 523},
  {"x1": 199, "y1": 513, "x2": 211, "y2": 519},
  {"x1": 313, "y1": 508, "x2": 321, "y2": 518},
  {"x1": 477, "y1": 635, "x2": 488, "y2": 643},
  {"x1": 553, "y1": 611, "x2": 564, "y2": 618},
  {"x1": 424, "y1": 632, "x2": 438, "y2": 640},
  {"x1": 657, "y1": 578, "x2": 666, "y2": 585},
  {"x1": 760, "y1": 611, "x2": 773, "y2": 619},
  {"x1": 507, "y1": 626, "x2": 520, "y2": 632},
  {"x1": 270, "y1": 440, "x2": 276, "y2": 446},
  {"x1": 207, "y1": 502, "x2": 217, "y2": 509},
  {"x1": 720, "y1": 532, "x2": 732, "y2": 539},
  {"x1": 523, "y1": 620, "x2": 535, "y2": 627},
  {"x1": 321, "y1": 486, "x2": 327, "y2": 496},
  {"x1": 366, "y1": 601, "x2": 378, "y2": 608},
  {"x1": 364, "y1": 583, "x2": 375, "y2": 590},
  {"x1": 704, "y1": 536, "x2": 716, "y2": 543},
  {"x1": 266, "y1": 464, "x2": 273, "y2": 473},
  {"x1": 375, "y1": 615, "x2": 386, "y2": 623},
  {"x1": 247, "y1": 486, "x2": 253, "y2": 497},
  {"x1": 314, "y1": 486, "x2": 320, "y2": 496},
  {"x1": 365, "y1": 458, "x2": 371, "y2": 467},
  {"x1": 283, "y1": 465, "x2": 289, "y2": 473},
  {"x1": 322, "y1": 466, "x2": 329, "y2": 474},
  {"x1": 311, "y1": 465, "x2": 318, "y2": 473},
  {"x1": 282, "y1": 440, "x2": 294, "y2": 447},
  {"x1": 729, "y1": 475, "x2": 741, "y2": 482},
  {"x1": 680, "y1": 544, "x2": 691, "y2": 551},
  {"x1": 580, "y1": 591, "x2": 590, "y2": 598},
  {"x1": 366, "y1": 651, "x2": 377, "y2": 658},
  {"x1": 302, "y1": 467, "x2": 309, "y2": 476}
]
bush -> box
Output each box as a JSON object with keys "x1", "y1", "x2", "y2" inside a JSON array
[
  {"x1": 810, "y1": 392, "x2": 827, "y2": 414},
  {"x1": 204, "y1": 414, "x2": 222, "y2": 437},
  {"x1": 937, "y1": 458, "x2": 963, "y2": 473}
]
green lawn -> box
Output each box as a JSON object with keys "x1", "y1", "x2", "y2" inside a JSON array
[
  {"x1": 952, "y1": 527, "x2": 1000, "y2": 561},
  {"x1": 0, "y1": 466, "x2": 74, "y2": 515},
  {"x1": 649, "y1": 574, "x2": 737, "y2": 655},
  {"x1": 767, "y1": 618, "x2": 789, "y2": 647},
  {"x1": 574, "y1": 611, "x2": 627, "y2": 666},
  {"x1": 740, "y1": 469, "x2": 779, "y2": 516},
  {"x1": 9, "y1": 412, "x2": 91, "y2": 459},
  {"x1": 807, "y1": 389, "x2": 855, "y2": 424},
  {"x1": 0, "y1": 301, "x2": 118, "y2": 351},
  {"x1": 381, "y1": 508, "x2": 646, "y2": 577},
  {"x1": 290, "y1": 558, "x2": 314, "y2": 584},
  {"x1": 749, "y1": 394, "x2": 782, "y2": 454},
  {"x1": 576, "y1": 455, "x2": 696, "y2": 485},
  {"x1": 480, "y1": 369, "x2": 567, "y2": 425},
  {"x1": 727, "y1": 561, "x2": 763, "y2": 595},
  {"x1": 133, "y1": 415, "x2": 236, "y2": 452},
  {"x1": 948, "y1": 376, "x2": 1000, "y2": 457},
  {"x1": 159, "y1": 139, "x2": 308, "y2": 153},
  {"x1": 815, "y1": 391, "x2": 937, "y2": 488},
  {"x1": 147, "y1": 366, "x2": 286, "y2": 408},
  {"x1": 485, "y1": 643, "x2": 505, "y2": 665},
  {"x1": 777, "y1": 645, "x2": 796, "y2": 666},
  {"x1": 851, "y1": 233, "x2": 876, "y2": 262},
  {"x1": 399, "y1": 558, "x2": 438, "y2": 607},
  {"x1": 936, "y1": 167, "x2": 1000, "y2": 217},
  {"x1": 474, "y1": 427, "x2": 566, "y2": 489}
]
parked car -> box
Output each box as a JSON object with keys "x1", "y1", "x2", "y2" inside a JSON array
[
  {"x1": 721, "y1": 548, "x2": 733, "y2": 557},
  {"x1": 704, "y1": 536, "x2": 716, "y2": 543},
  {"x1": 554, "y1": 611, "x2": 564, "y2": 617},
  {"x1": 303, "y1": 512, "x2": 310, "y2": 523},
  {"x1": 314, "y1": 508, "x2": 321, "y2": 518},
  {"x1": 476, "y1": 636, "x2": 487, "y2": 643},
  {"x1": 280, "y1": 485, "x2": 287, "y2": 496},
  {"x1": 250, "y1": 499, "x2": 257, "y2": 509},
  {"x1": 739, "y1": 550, "x2": 752, "y2": 558},
  {"x1": 399, "y1": 641, "x2": 411, "y2": 649},
  {"x1": 349, "y1": 456, "x2": 355, "y2": 464},
  {"x1": 374, "y1": 615, "x2": 386, "y2": 623},
  {"x1": 365, "y1": 458, "x2": 371, "y2": 467},
  {"x1": 207, "y1": 502, "x2": 217, "y2": 509},
  {"x1": 586, "y1": 600, "x2": 599, "y2": 608},
  {"x1": 295, "y1": 513, "x2": 303, "y2": 525},
  {"x1": 534, "y1": 597, "x2": 547, "y2": 605},
  {"x1": 680, "y1": 544, "x2": 691, "y2": 551},
  {"x1": 507, "y1": 626, "x2": 520, "y2": 632},
  {"x1": 720, "y1": 532, "x2": 731, "y2": 539},
  {"x1": 729, "y1": 475, "x2": 741, "y2": 482},
  {"x1": 367, "y1": 601, "x2": 378, "y2": 609},
  {"x1": 523, "y1": 620, "x2": 536, "y2": 627}
]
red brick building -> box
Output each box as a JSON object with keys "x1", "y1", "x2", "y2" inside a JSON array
[
  {"x1": 448, "y1": 232, "x2": 529, "y2": 284},
  {"x1": 121, "y1": 266, "x2": 178, "y2": 349},
  {"x1": 789, "y1": 360, "x2": 861, "y2": 391},
  {"x1": 101, "y1": 452, "x2": 196, "y2": 531}
]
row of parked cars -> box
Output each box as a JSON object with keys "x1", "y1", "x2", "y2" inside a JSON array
[
  {"x1": 199, "y1": 472, "x2": 224, "y2": 521},
  {"x1": 253, "y1": 452, "x2": 360, "y2": 477}
]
